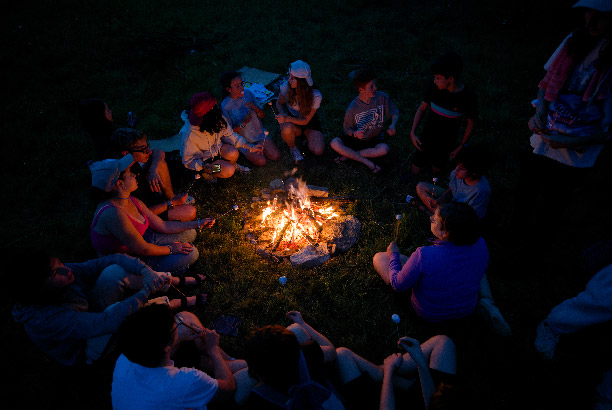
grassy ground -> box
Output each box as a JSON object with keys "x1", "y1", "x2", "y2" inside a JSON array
[{"x1": 3, "y1": 0, "x2": 612, "y2": 408}]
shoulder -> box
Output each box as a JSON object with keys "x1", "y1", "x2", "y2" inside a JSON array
[{"x1": 220, "y1": 96, "x2": 231, "y2": 109}]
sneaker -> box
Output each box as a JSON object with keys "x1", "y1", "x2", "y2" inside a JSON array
[
  {"x1": 476, "y1": 298, "x2": 512, "y2": 337},
  {"x1": 534, "y1": 320, "x2": 559, "y2": 361},
  {"x1": 235, "y1": 163, "x2": 251, "y2": 173},
  {"x1": 185, "y1": 195, "x2": 196, "y2": 205},
  {"x1": 290, "y1": 147, "x2": 304, "y2": 164}
]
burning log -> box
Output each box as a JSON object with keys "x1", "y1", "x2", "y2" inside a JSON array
[{"x1": 271, "y1": 220, "x2": 291, "y2": 251}]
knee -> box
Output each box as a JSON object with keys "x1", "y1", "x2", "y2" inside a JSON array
[
  {"x1": 186, "y1": 205, "x2": 197, "y2": 221},
  {"x1": 251, "y1": 156, "x2": 267, "y2": 167},
  {"x1": 330, "y1": 138, "x2": 343, "y2": 152},
  {"x1": 429, "y1": 334, "x2": 455, "y2": 351},
  {"x1": 335, "y1": 346, "x2": 353, "y2": 361},
  {"x1": 380, "y1": 144, "x2": 391, "y2": 156}
]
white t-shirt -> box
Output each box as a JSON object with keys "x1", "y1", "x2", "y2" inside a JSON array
[
  {"x1": 112, "y1": 354, "x2": 218, "y2": 410},
  {"x1": 279, "y1": 81, "x2": 322, "y2": 117}
]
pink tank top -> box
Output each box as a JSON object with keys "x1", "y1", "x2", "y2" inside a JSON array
[{"x1": 90, "y1": 196, "x2": 150, "y2": 255}]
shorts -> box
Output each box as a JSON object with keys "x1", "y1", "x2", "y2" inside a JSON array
[
  {"x1": 339, "y1": 133, "x2": 385, "y2": 152},
  {"x1": 412, "y1": 134, "x2": 455, "y2": 170},
  {"x1": 287, "y1": 110, "x2": 322, "y2": 132}
]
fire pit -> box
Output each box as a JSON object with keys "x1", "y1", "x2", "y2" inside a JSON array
[{"x1": 243, "y1": 178, "x2": 361, "y2": 267}]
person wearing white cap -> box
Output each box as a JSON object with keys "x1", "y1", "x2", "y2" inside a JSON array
[
  {"x1": 89, "y1": 154, "x2": 215, "y2": 275},
  {"x1": 512, "y1": 0, "x2": 612, "y2": 240},
  {"x1": 275, "y1": 60, "x2": 325, "y2": 163}
]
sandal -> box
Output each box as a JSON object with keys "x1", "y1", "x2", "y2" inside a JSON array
[
  {"x1": 178, "y1": 293, "x2": 208, "y2": 309},
  {"x1": 333, "y1": 156, "x2": 347, "y2": 164},
  {"x1": 370, "y1": 164, "x2": 382, "y2": 174}
]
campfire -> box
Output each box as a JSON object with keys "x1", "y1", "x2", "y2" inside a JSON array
[{"x1": 243, "y1": 178, "x2": 361, "y2": 267}]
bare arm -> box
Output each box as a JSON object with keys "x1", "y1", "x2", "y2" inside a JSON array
[
  {"x1": 399, "y1": 337, "x2": 435, "y2": 409},
  {"x1": 410, "y1": 102, "x2": 428, "y2": 150},
  {"x1": 205, "y1": 330, "x2": 236, "y2": 402},
  {"x1": 286, "y1": 311, "x2": 337, "y2": 363},
  {"x1": 380, "y1": 353, "x2": 403, "y2": 410}
]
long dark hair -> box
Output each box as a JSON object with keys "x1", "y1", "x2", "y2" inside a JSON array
[
  {"x1": 287, "y1": 78, "x2": 315, "y2": 116},
  {"x1": 198, "y1": 104, "x2": 227, "y2": 134}
]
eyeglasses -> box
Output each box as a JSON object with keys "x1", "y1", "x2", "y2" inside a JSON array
[{"x1": 130, "y1": 142, "x2": 150, "y2": 153}]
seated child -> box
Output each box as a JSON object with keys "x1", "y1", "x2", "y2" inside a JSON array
[{"x1": 220, "y1": 71, "x2": 280, "y2": 167}]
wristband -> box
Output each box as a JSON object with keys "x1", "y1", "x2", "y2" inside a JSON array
[
  {"x1": 196, "y1": 219, "x2": 201, "y2": 229},
  {"x1": 167, "y1": 201, "x2": 174, "y2": 210},
  {"x1": 166, "y1": 245, "x2": 173, "y2": 255}
]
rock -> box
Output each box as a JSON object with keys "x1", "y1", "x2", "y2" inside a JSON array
[
  {"x1": 269, "y1": 179, "x2": 284, "y2": 189},
  {"x1": 321, "y1": 215, "x2": 361, "y2": 253},
  {"x1": 290, "y1": 243, "x2": 330, "y2": 267}
]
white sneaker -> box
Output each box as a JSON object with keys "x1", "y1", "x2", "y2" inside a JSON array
[
  {"x1": 534, "y1": 320, "x2": 559, "y2": 361},
  {"x1": 476, "y1": 298, "x2": 512, "y2": 337},
  {"x1": 235, "y1": 164, "x2": 251, "y2": 173},
  {"x1": 290, "y1": 147, "x2": 304, "y2": 163}
]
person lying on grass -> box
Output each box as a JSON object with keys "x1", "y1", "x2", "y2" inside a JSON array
[
  {"x1": 179, "y1": 91, "x2": 261, "y2": 179},
  {"x1": 330, "y1": 68, "x2": 399, "y2": 174},
  {"x1": 10, "y1": 250, "x2": 206, "y2": 367},
  {"x1": 109, "y1": 127, "x2": 196, "y2": 222},
  {"x1": 112, "y1": 304, "x2": 244, "y2": 410},
  {"x1": 90, "y1": 154, "x2": 214, "y2": 275},
  {"x1": 415, "y1": 144, "x2": 491, "y2": 220},
  {"x1": 373, "y1": 203, "x2": 511, "y2": 336},
  {"x1": 220, "y1": 70, "x2": 280, "y2": 167}
]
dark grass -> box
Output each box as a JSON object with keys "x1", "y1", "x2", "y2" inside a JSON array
[{"x1": 3, "y1": 0, "x2": 612, "y2": 409}]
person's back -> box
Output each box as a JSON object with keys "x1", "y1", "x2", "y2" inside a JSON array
[
  {"x1": 112, "y1": 353, "x2": 218, "y2": 410},
  {"x1": 409, "y1": 237, "x2": 488, "y2": 322}
]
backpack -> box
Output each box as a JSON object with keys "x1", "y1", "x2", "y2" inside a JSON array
[{"x1": 251, "y1": 351, "x2": 346, "y2": 410}]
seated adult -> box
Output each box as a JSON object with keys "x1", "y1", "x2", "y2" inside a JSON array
[
  {"x1": 242, "y1": 311, "x2": 343, "y2": 409},
  {"x1": 373, "y1": 203, "x2": 489, "y2": 323},
  {"x1": 89, "y1": 154, "x2": 214, "y2": 275},
  {"x1": 109, "y1": 127, "x2": 196, "y2": 221},
  {"x1": 112, "y1": 304, "x2": 240, "y2": 409},
  {"x1": 330, "y1": 68, "x2": 399, "y2": 174},
  {"x1": 415, "y1": 144, "x2": 491, "y2": 219},
  {"x1": 9, "y1": 249, "x2": 203, "y2": 367},
  {"x1": 275, "y1": 60, "x2": 325, "y2": 163},
  {"x1": 179, "y1": 91, "x2": 260, "y2": 179},
  {"x1": 220, "y1": 70, "x2": 280, "y2": 167}
]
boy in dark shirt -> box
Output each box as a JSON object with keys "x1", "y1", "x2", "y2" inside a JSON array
[{"x1": 410, "y1": 52, "x2": 478, "y2": 176}]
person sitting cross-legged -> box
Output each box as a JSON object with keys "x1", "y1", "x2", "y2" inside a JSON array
[
  {"x1": 330, "y1": 68, "x2": 399, "y2": 174},
  {"x1": 90, "y1": 154, "x2": 215, "y2": 275},
  {"x1": 112, "y1": 304, "x2": 244, "y2": 410},
  {"x1": 179, "y1": 91, "x2": 261, "y2": 179},
  {"x1": 373, "y1": 203, "x2": 511, "y2": 336}
]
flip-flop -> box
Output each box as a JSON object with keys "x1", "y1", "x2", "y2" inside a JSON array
[
  {"x1": 371, "y1": 164, "x2": 382, "y2": 174},
  {"x1": 333, "y1": 156, "x2": 347, "y2": 164}
]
